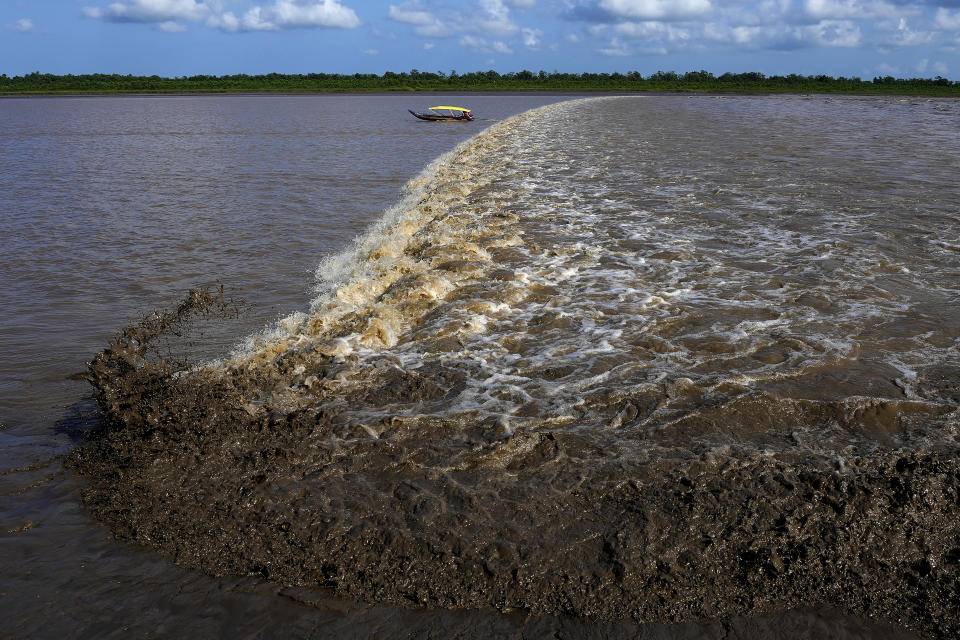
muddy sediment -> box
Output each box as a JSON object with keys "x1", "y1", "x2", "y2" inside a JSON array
[{"x1": 71, "y1": 286, "x2": 960, "y2": 639}]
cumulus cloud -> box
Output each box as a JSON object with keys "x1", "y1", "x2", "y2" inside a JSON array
[
  {"x1": 702, "y1": 21, "x2": 792, "y2": 48},
  {"x1": 228, "y1": 1, "x2": 361, "y2": 30},
  {"x1": 700, "y1": 16, "x2": 863, "y2": 49},
  {"x1": 157, "y1": 20, "x2": 188, "y2": 31},
  {"x1": 613, "y1": 20, "x2": 691, "y2": 42},
  {"x1": 388, "y1": 0, "x2": 523, "y2": 37},
  {"x1": 388, "y1": 2, "x2": 434, "y2": 26},
  {"x1": 868, "y1": 16, "x2": 933, "y2": 45},
  {"x1": 875, "y1": 61, "x2": 900, "y2": 75},
  {"x1": 84, "y1": 0, "x2": 360, "y2": 31},
  {"x1": 598, "y1": 37, "x2": 633, "y2": 55},
  {"x1": 7, "y1": 18, "x2": 35, "y2": 32},
  {"x1": 83, "y1": 0, "x2": 208, "y2": 22},
  {"x1": 935, "y1": 7, "x2": 960, "y2": 30},
  {"x1": 475, "y1": 0, "x2": 518, "y2": 36},
  {"x1": 459, "y1": 34, "x2": 514, "y2": 53},
  {"x1": 389, "y1": 0, "x2": 536, "y2": 53},
  {"x1": 522, "y1": 26, "x2": 542, "y2": 47},
  {"x1": 388, "y1": 2, "x2": 454, "y2": 36},
  {"x1": 76, "y1": 0, "x2": 960, "y2": 69},
  {"x1": 802, "y1": 19, "x2": 861, "y2": 46},
  {"x1": 599, "y1": 0, "x2": 711, "y2": 21},
  {"x1": 563, "y1": 0, "x2": 960, "y2": 55},
  {"x1": 603, "y1": 19, "x2": 691, "y2": 53},
  {"x1": 803, "y1": 0, "x2": 875, "y2": 20}
]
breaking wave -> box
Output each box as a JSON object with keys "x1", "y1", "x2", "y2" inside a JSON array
[{"x1": 75, "y1": 96, "x2": 960, "y2": 638}]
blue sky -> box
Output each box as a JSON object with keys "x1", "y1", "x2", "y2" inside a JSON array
[{"x1": 3, "y1": 0, "x2": 959, "y2": 78}]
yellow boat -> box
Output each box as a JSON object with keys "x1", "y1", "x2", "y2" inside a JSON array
[{"x1": 408, "y1": 105, "x2": 475, "y2": 121}]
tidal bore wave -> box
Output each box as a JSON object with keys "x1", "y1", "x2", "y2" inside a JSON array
[{"x1": 75, "y1": 97, "x2": 960, "y2": 637}]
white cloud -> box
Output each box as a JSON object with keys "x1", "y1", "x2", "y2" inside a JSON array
[
  {"x1": 911, "y1": 57, "x2": 948, "y2": 76},
  {"x1": 388, "y1": 2, "x2": 453, "y2": 36},
  {"x1": 935, "y1": 8, "x2": 960, "y2": 31},
  {"x1": 732, "y1": 25, "x2": 769, "y2": 45},
  {"x1": 703, "y1": 18, "x2": 860, "y2": 48},
  {"x1": 802, "y1": 0, "x2": 906, "y2": 21},
  {"x1": 458, "y1": 34, "x2": 514, "y2": 53},
  {"x1": 208, "y1": 10, "x2": 240, "y2": 30},
  {"x1": 804, "y1": 0, "x2": 861, "y2": 20},
  {"x1": 238, "y1": 1, "x2": 360, "y2": 30},
  {"x1": 802, "y1": 19, "x2": 861, "y2": 46},
  {"x1": 759, "y1": 0, "x2": 791, "y2": 17},
  {"x1": 876, "y1": 61, "x2": 899, "y2": 75},
  {"x1": 703, "y1": 22, "x2": 784, "y2": 47},
  {"x1": 599, "y1": 0, "x2": 711, "y2": 21},
  {"x1": 587, "y1": 23, "x2": 607, "y2": 37},
  {"x1": 522, "y1": 26, "x2": 542, "y2": 47},
  {"x1": 8, "y1": 18, "x2": 35, "y2": 32},
  {"x1": 475, "y1": 0, "x2": 519, "y2": 36},
  {"x1": 414, "y1": 21, "x2": 455, "y2": 36},
  {"x1": 232, "y1": 7, "x2": 271, "y2": 30},
  {"x1": 878, "y1": 17, "x2": 933, "y2": 46},
  {"x1": 569, "y1": 0, "x2": 960, "y2": 57},
  {"x1": 388, "y1": 3, "x2": 433, "y2": 25},
  {"x1": 157, "y1": 20, "x2": 188, "y2": 31},
  {"x1": 598, "y1": 37, "x2": 632, "y2": 55},
  {"x1": 362, "y1": 48, "x2": 379, "y2": 55},
  {"x1": 459, "y1": 34, "x2": 485, "y2": 48},
  {"x1": 83, "y1": 0, "x2": 209, "y2": 23},
  {"x1": 613, "y1": 20, "x2": 691, "y2": 44},
  {"x1": 85, "y1": 0, "x2": 360, "y2": 30},
  {"x1": 389, "y1": 0, "x2": 519, "y2": 39}
]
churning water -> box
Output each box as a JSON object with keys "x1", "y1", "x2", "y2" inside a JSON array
[
  {"x1": 4, "y1": 94, "x2": 960, "y2": 639},
  {"x1": 230, "y1": 95, "x2": 960, "y2": 456}
]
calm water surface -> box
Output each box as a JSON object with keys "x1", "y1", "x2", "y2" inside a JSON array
[{"x1": 3, "y1": 93, "x2": 955, "y2": 638}]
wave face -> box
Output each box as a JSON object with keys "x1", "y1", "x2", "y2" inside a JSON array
[{"x1": 77, "y1": 97, "x2": 960, "y2": 636}]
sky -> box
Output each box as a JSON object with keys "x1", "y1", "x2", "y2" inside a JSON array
[{"x1": 2, "y1": 0, "x2": 960, "y2": 79}]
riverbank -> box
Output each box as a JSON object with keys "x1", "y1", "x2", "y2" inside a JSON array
[{"x1": 3, "y1": 71, "x2": 958, "y2": 96}]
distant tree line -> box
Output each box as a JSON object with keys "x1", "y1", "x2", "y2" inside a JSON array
[{"x1": 1, "y1": 70, "x2": 957, "y2": 95}]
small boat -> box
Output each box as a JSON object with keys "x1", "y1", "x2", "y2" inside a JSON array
[{"x1": 409, "y1": 106, "x2": 474, "y2": 121}]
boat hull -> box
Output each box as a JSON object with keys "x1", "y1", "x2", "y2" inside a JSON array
[{"x1": 409, "y1": 109, "x2": 472, "y2": 121}]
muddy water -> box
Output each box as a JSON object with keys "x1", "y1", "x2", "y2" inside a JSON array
[
  {"x1": 5, "y1": 94, "x2": 959, "y2": 638},
  {"x1": 231, "y1": 95, "x2": 960, "y2": 453}
]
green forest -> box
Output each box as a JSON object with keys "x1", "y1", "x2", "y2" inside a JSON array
[{"x1": 2, "y1": 70, "x2": 958, "y2": 95}]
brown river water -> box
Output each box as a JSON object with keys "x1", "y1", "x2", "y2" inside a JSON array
[{"x1": 3, "y1": 93, "x2": 959, "y2": 638}]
